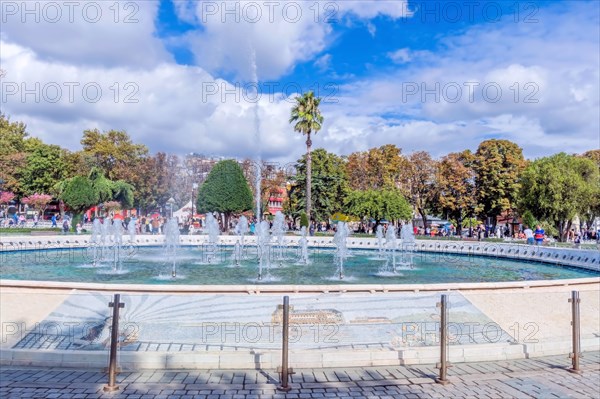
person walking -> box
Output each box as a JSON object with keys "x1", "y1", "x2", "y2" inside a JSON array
[
  {"x1": 523, "y1": 225, "x2": 534, "y2": 245},
  {"x1": 534, "y1": 225, "x2": 545, "y2": 245},
  {"x1": 51, "y1": 214, "x2": 57, "y2": 228}
]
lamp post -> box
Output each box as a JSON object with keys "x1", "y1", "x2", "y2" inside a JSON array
[
  {"x1": 191, "y1": 183, "x2": 198, "y2": 218},
  {"x1": 167, "y1": 197, "x2": 175, "y2": 218}
]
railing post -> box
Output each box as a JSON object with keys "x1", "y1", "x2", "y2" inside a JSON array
[
  {"x1": 104, "y1": 294, "x2": 125, "y2": 392},
  {"x1": 277, "y1": 295, "x2": 293, "y2": 392},
  {"x1": 568, "y1": 290, "x2": 582, "y2": 374},
  {"x1": 435, "y1": 294, "x2": 450, "y2": 385}
]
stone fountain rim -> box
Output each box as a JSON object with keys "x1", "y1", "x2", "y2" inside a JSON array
[{"x1": 1, "y1": 277, "x2": 598, "y2": 293}]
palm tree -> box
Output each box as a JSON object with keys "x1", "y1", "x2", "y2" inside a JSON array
[{"x1": 289, "y1": 91, "x2": 324, "y2": 221}]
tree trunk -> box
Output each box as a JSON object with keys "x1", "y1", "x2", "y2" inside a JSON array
[
  {"x1": 306, "y1": 132, "x2": 312, "y2": 221},
  {"x1": 418, "y1": 208, "x2": 427, "y2": 231}
]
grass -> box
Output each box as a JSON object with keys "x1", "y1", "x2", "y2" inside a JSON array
[{"x1": 0, "y1": 227, "x2": 62, "y2": 235}]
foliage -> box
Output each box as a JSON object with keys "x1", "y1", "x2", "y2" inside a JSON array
[
  {"x1": 346, "y1": 144, "x2": 407, "y2": 190},
  {"x1": 0, "y1": 191, "x2": 16, "y2": 205},
  {"x1": 344, "y1": 189, "x2": 412, "y2": 223},
  {"x1": 289, "y1": 91, "x2": 324, "y2": 219},
  {"x1": 432, "y1": 150, "x2": 478, "y2": 234},
  {"x1": 19, "y1": 144, "x2": 68, "y2": 195},
  {"x1": 21, "y1": 193, "x2": 53, "y2": 213},
  {"x1": 0, "y1": 114, "x2": 29, "y2": 194},
  {"x1": 300, "y1": 211, "x2": 309, "y2": 228},
  {"x1": 474, "y1": 139, "x2": 526, "y2": 222},
  {"x1": 196, "y1": 160, "x2": 253, "y2": 229},
  {"x1": 399, "y1": 151, "x2": 436, "y2": 227},
  {"x1": 288, "y1": 148, "x2": 347, "y2": 222},
  {"x1": 80, "y1": 129, "x2": 148, "y2": 180},
  {"x1": 58, "y1": 175, "x2": 98, "y2": 213},
  {"x1": 519, "y1": 153, "x2": 598, "y2": 241},
  {"x1": 102, "y1": 201, "x2": 122, "y2": 212}
]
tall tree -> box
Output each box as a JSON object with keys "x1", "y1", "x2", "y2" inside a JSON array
[
  {"x1": 196, "y1": 160, "x2": 253, "y2": 230},
  {"x1": 289, "y1": 91, "x2": 324, "y2": 221},
  {"x1": 346, "y1": 144, "x2": 407, "y2": 190},
  {"x1": 80, "y1": 129, "x2": 148, "y2": 181},
  {"x1": 400, "y1": 151, "x2": 436, "y2": 228},
  {"x1": 473, "y1": 139, "x2": 526, "y2": 225},
  {"x1": 288, "y1": 149, "x2": 347, "y2": 223},
  {"x1": 0, "y1": 114, "x2": 29, "y2": 195},
  {"x1": 519, "y1": 153, "x2": 598, "y2": 241},
  {"x1": 19, "y1": 144, "x2": 68, "y2": 195},
  {"x1": 432, "y1": 150, "x2": 478, "y2": 235},
  {"x1": 580, "y1": 150, "x2": 600, "y2": 228}
]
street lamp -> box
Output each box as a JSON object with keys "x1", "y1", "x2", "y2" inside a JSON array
[
  {"x1": 191, "y1": 183, "x2": 198, "y2": 218},
  {"x1": 167, "y1": 197, "x2": 175, "y2": 218}
]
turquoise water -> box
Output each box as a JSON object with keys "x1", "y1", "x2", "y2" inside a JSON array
[{"x1": 0, "y1": 246, "x2": 597, "y2": 285}]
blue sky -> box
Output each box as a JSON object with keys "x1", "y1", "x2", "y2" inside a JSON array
[{"x1": 1, "y1": 1, "x2": 598, "y2": 161}]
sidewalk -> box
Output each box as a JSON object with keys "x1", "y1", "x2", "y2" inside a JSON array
[{"x1": 1, "y1": 352, "x2": 598, "y2": 398}]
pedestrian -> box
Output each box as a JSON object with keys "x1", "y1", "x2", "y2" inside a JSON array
[
  {"x1": 523, "y1": 225, "x2": 534, "y2": 245},
  {"x1": 62, "y1": 219, "x2": 70, "y2": 234},
  {"x1": 534, "y1": 225, "x2": 545, "y2": 245},
  {"x1": 51, "y1": 214, "x2": 57, "y2": 228}
]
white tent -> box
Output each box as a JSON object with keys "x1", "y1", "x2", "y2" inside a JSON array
[{"x1": 172, "y1": 201, "x2": 192, "y2": 219}]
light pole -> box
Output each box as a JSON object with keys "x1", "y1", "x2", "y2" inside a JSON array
[
  {"x1": 191, "y1": 183, "x2": 198, "y2": 218},
  {"x1": 167, "y1": 197, "x2": 175, "y2": 218}
]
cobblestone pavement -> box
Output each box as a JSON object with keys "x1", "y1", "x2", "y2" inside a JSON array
[{"x1": 1, "y1": 352, "x2": 599, "y2": 398}]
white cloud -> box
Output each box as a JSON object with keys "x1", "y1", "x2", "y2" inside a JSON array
[{"x1": 0, "y1": 1, "x2": 170, "y2": 68}]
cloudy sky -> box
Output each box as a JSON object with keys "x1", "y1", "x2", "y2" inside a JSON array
[{"x1": 1, "y1": 0, "x2": 598, "y2": 162}]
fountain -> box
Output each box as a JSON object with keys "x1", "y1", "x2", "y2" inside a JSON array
[
  {"x1": 376, "y1": 225, "x2": 384, "y2": 258},
  {"x1": 333, "y1": 222, "x2": 350, "y2": 279},
  {"x1": 110, "y1": 218, "x2": 124, "y2": 273},
  {"x1": 256, "y1": 220, "x2": 272, "y2": 280},
  {"x1": 399, "y1": 224, "x2": 415, "y2": 268},
  {"x1": 298, "y1": 226, "x2": 309, "y2": 264},
  {"x1": 271, "y1": 211, "x2": 287, "y2": 263},
  {"x1": 232, "y1": 240, "x2": 242, "y2": 266},
  {"x1": 127, "y1": 217, "x2": 136, "y2": 246},
  {"x1": 234, "y1": 215, "x2": 249, "y2": 255},
  {"x1": 384, "y1": 224, "x2": 398, "y2": 274},
  {"x1": 89, "y1": 218, "x2": 102, "y2": 266},
  {"x1": 164, "y1": 218, "x2": 180, "y2": 277},
  {"x1": 204, "y1": 213, "x2": 220, "y2": 263}
]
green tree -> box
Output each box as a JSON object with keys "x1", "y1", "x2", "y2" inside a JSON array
[
  {"x1": 0, "y1": 114, "x2": 29, "y2": 194},
  {"x1": 196, "y1": 160, "x2": 253, "y2": 230},
  {"x1": 288, "y1": 149, "x2": 347, "y2": 223},
  {"x1": 519, "y1": 153, "x2": 598, "y2": 241},
  {"x1": 56, "y1": 168, "x2": 134, "y2": 229},
  {"x1": 344, "y1": 189, "x2": 412, "y2": 227},
  {"x1": 80, "y1": 129, "x2": 148, "y2": 181},
  {"x1": 19, "y1": 144, "x2": 68, "y2": 195},
  {"x1": 474, "y1": 139, "x2": 526, "y2": 225},
  {"x1": 57, "y1": 176, "x2": 99, "y2": 228},
  {"x1": 289, "y1": 91, "x2": 324, "y2": 221}
]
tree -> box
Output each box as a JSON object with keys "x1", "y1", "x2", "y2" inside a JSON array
[
  {"x1": 346, "y1": 144, "x2": 407, "y2": 190},
  {"x1": 0, "y1": 114, "x2": 29, "y2": 194},
  {"x1": 80, "y1": 129, "x2": 148, "y2": 181},
  {"x1": 519, "y1": 153, "x2": 598, "y2": 241},
  {"x1": 56, "y1": 169, "x2": 134, "y2": 229},
  {"x1": 399, "y1": 151, "x2": 436, "y2": 228},
  {"x1": 289, "y1": 91, "x2": 324, "y2": 221},
  {"x1": 196, "y1": 160, "x2": 253, "y2": 230},
  {"x1": 19, "y1": 144, "x2": 68, "y2": 195},
  {"x1": 21, "y1": 193, "x2": 53, "y2": 216},
  {"x1": 288, "y1": 149, "x2": 347, "y2": 223},
  {"x1": 432, "y1": 151, "x2": 478, "y2": 235},
  {"x1": 344, "y1": 189, "x2": 412, "y2": 227},
  {"x1": 57, "y1": 176, "x2": 99, "y2": 228},
  {"x1": 474, "y1": 139, "x2": 526, "y2": 225},
  {"x1": 580, "y1": 150, "x2": 600, "y2": 229}
]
